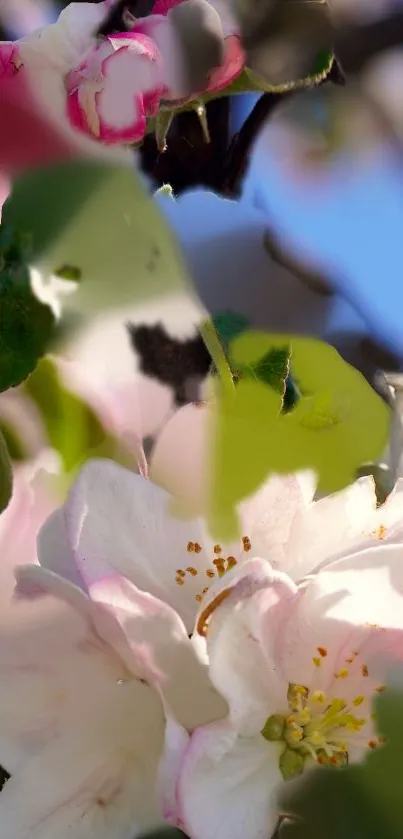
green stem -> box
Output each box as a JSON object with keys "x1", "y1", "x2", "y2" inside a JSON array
[{"x1": 199, "y1": 319, "x2": 235, "y2": 398}]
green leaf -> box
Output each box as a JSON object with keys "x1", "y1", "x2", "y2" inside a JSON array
[
  {"x1": 0, "y1": 428, "x2": 12, "y2": 514},
  {"x1": 209, "y1": 332, "x2": 389, "y2": 540},
  {"x1": 24, "y1": 358, "x2": 131, "y2": 475},
  {"x1": 235, "y1": 345, "x2": 290, "y2": 394},
  {"x1": 0, "y1": 227, "x2": 55, "y2": 391},
  {"x1": 0, "y1": 421, "x2": 26, "y2": 462},
  {"x1": 54, "y1": 264, "x2": 82, "y2": 282},
  {"x1": 213, "y1": 311, "x2": 249, "y2": 347},
  {"x1": 2, "y1": 161, "x2": 194, "y2": 321},
  {"x1": 280, "y1": 689, "x2": 403, "y2": 839}
]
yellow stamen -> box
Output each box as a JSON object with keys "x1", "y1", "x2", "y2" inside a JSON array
[{"x1": 311, "y1": 690, "x2": 326, "y2": 704}]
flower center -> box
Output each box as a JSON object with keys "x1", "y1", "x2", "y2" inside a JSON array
[
  {"x1": 174, "y1": 536, "x2": 252, "y2": 603},
  {"x1": 261, "y1": 682, "x2": 383, "y2": 780}
]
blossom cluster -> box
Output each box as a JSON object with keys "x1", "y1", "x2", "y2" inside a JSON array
[
  {"x1": 1, "y1": 398, "x2": 403, "y2": 839},
  {"x1": 0, "y1": 0, "x2": 244, "y2": 148}
]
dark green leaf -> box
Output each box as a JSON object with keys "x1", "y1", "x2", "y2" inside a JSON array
[
  {"x1": 0, "y1": 428, "x2": 12, "y2": 513},
  {"x1": 213, "y1": 311, "x2": 249, "y2": 347},
  {"x1": 54, "y1": 264, "x2": 82, "y2": 282},
  {"x1": 235, "y1": 345, "x2": 290, "y2": 394},
  {"x1": 0, "y1": 421, "x2": 26, "y2": 462},
  {"x1": 0, "y1": 233, "x2": 55, "y2": 391}
]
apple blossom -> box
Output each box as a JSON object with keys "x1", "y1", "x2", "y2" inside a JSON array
[
  {"x1": 37, "y1": 435, "x2": 403, "y2": 636},
  {"x1": 178, "y1": 551, "x2": 403, "y2": 839},
  {"x1": 0, "y1": 1, "x2": 141, "y2": 160},
  {"x1": 132, "y1": 0, "x2": 245, "y2": 101},
  {"x1": 66, "y1": 30, "x2": 164, "y2": 145},
  {"x1": 0, "y1": 502, "x2": 226, "y2": 838}
]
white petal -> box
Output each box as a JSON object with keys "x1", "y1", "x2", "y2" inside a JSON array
[
  {"x1": 278, "y1": 544, "x2": 403, "y2": 695},
  {"x1": 89, "y1": 573, "x2": 228, "y2": 730},
  {"x1": 238, "y1": 471, "x2": 316, "y2": 574},
  {"x1": 0, "y1": 566, "x2": 128, "y2": 772},
  {"x1": 287, "y1": 476, "x2": 378, "y2": 579},
  {"x1": 203, "y1": 560, "x2": 295, "y2": 734},
  {"x1": 65, "y1": 458, "x2": 227, "y2": 629},
  {"x1": 151, "y1": 401, "x2": 315, "y2": 568},
  {"x1": 0, "y1": 686, "x2": 165, "y2": 839},
  {"x1": 157, "y1": 712, "x2": 189, "y2": 824},
  {"x1": 38, "y1": 507, "x2": 86, "y2": 590},
  {"x1": 19, "y1": 1, "x2": 109, "y2": 72},
  {"x1": 178, "y1": 721, "x2": 281, "y2": 839}
]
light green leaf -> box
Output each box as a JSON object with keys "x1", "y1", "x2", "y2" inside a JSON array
[
  {"x1": 2, "y1": 161, "x2": 195, "y2": 320},
  {"x1": 24, "y1": 358, "x2": 131, "y2": 475},
  {"x1": 210, "y1": 332, "x2": 390, "y2": 540}
]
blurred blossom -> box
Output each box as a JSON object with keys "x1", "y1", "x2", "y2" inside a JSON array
[
  {"x1": 364, "y1": 47, "x2": 403, "y2": 138},
  {"x1": 0, "y1": 1, "x2": 132, "y2": 172},
  {"x1": 0, "y1": 0, "x2": 55, "y2": 38},
  {"x1": 0, "y1": 0, "x2": 243, "y2": 152},
  {"x1": 0, "y1": 451, "x2": 60, "y2": 591},
  {"x1": 67, "y1": 0, "x2": 244, "y2": 146}
]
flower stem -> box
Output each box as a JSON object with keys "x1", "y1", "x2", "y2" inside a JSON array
[{"x1": 199, "y1": 319, "x2": 235, "y2": 398}]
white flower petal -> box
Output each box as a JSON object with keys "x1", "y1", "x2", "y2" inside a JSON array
[
  {"x1": 203, "y1": 560, "x2": 295, "y2": 733},
  {"x1": 287, "y1": 476, "x2": 378, "y2": 579},
  {"x1": 89, "y1": 573, "x2": 228, "y2": 730},
  {"x1": 65, "y1": 458, "x2": 224, "y2": 629},
  {"x1": 0, "y1": 688, "x2": 165, "y2": 839},
  {"x1": 277, "y1": 544, "x2": 403, "y2": 694},
  {"x1": 150, "y1": 401, "x2": 315, "y2": 541},
  {"x1": 178, "y1": 721, "x2": 281, "y2": 839},
  {"x1": 18, "y1": 1, "x2": 109, "y2": 72},
  {"x1": 37, "y1": 507, "x2": 86, "y2": 590},
  {"x1": 238, "y1": 472, "x2": 316, "y2": 574},
  {"x1": 157, "y1": 712, "x2": 189, "y2": 825},
  {"x1": 0, "y1": 566, "x2": 127, "y2": 772}
]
